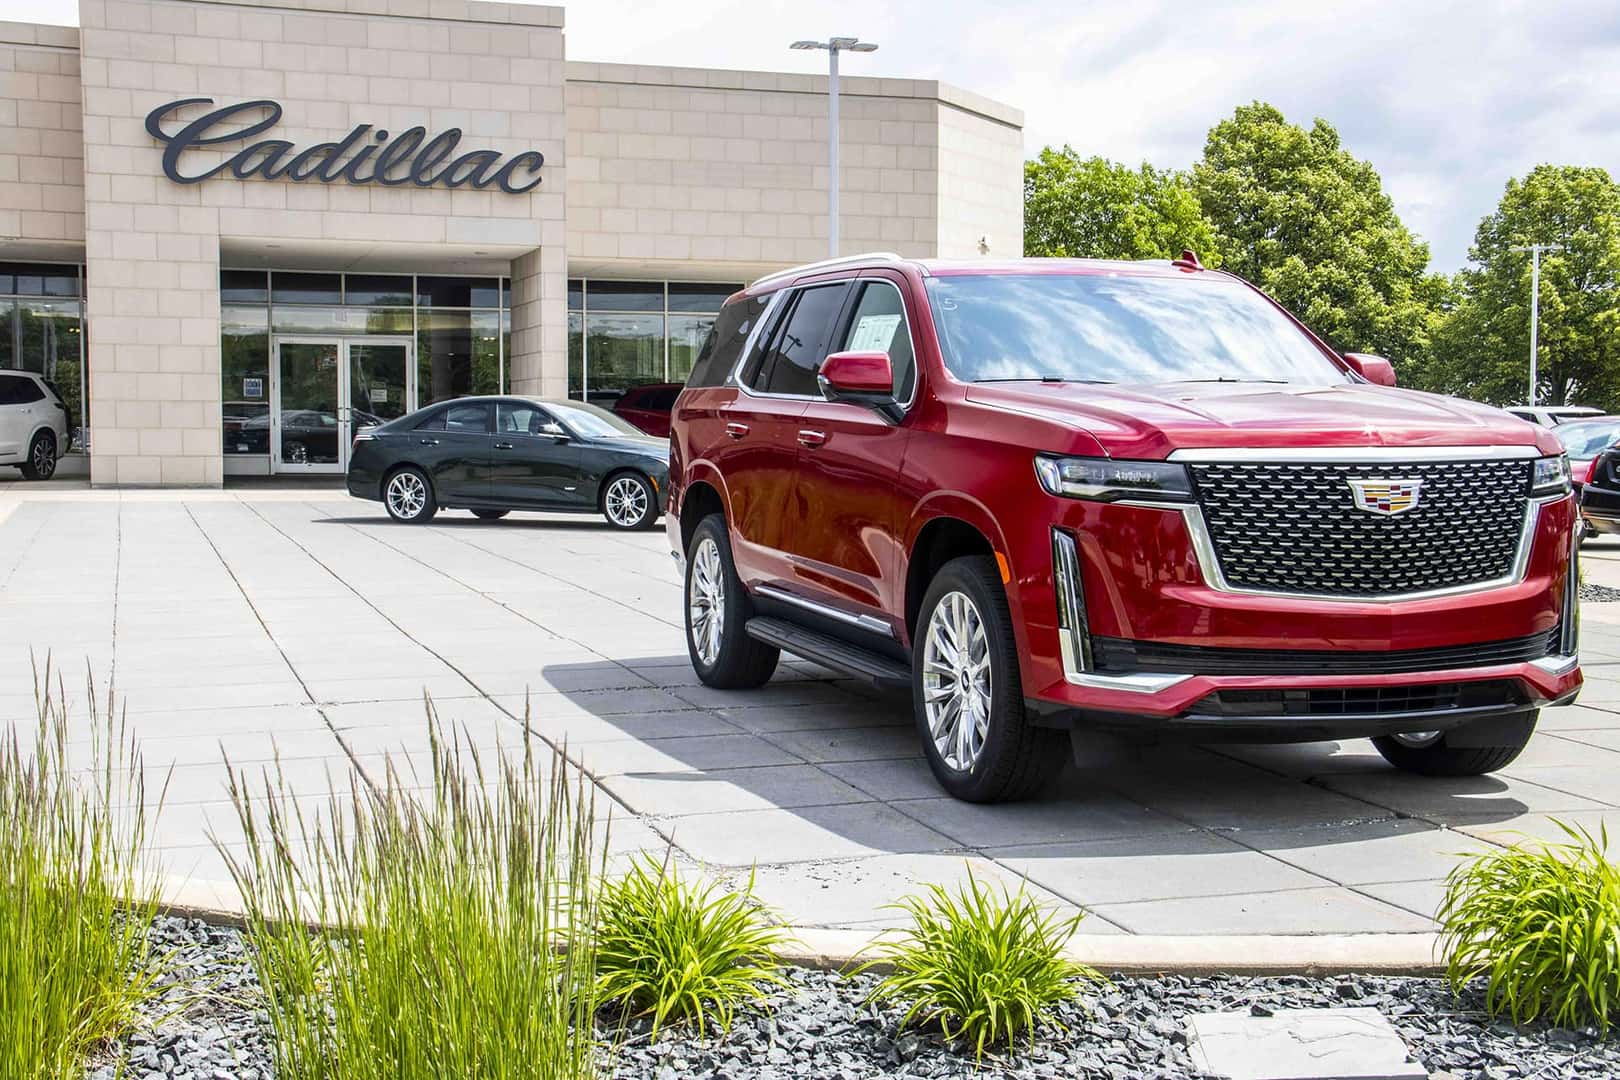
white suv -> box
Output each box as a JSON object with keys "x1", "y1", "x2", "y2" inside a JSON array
[{"x1": 0, "y1": 371, "x2": 69, "y2": 480}]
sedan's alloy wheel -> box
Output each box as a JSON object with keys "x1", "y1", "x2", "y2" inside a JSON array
[
  {"x1": 689, "y1": 536, "x2": 725, "y2": 666},
  {"x1": 922, "y1": 590, "x2": 992, "y2": 772},
  {"x1": 604, "y1": 475, "x2": 649, "y2": 526},
  {"x1": 387, "y1": 471, "x2": 427, "y2": 519}
]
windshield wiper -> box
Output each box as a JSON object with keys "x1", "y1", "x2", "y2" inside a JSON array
[
  {"x1": 1172, "y1": 377, "x2": 1291, "y2": 384},
  {"x1": 974, "y1": 377, "x2": 1114, "y2": 385}
]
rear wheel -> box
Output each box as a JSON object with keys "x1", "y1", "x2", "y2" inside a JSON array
[
  {"x1": 472, "y1": 509, "x2": 509, "y2": 521},
  {"x1": 1372, "y1": 713, "x2": 1538, "y2": 776},
  {"x1": 913, "y1": 556, "x2": 1065, "y2": 803},
  {"x1": 685, "y1": 514, "x2": 778, "y2": 688},
  {"x1": 19, "y1": 431, "x2": 56, "y2": 480},
  {"x1": 383, "y1": 467, "x2": 437, "y2": 523}
]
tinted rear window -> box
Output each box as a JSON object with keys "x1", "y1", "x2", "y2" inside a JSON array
[
  {"x1": 926, "y1": 273, "x2": 1350, "y2": 386},
  {"x1": 685, "y1": 294, "x2": 770, "y2": 388}
]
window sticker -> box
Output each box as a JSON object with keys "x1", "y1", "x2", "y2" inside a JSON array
[{"x1": 846, "y1": 313, "x2": 902, "y2": 353}]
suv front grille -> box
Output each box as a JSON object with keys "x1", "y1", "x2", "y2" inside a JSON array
[{"x1": 1187, "y1": 459, "x2": 1530, "y2": 597}]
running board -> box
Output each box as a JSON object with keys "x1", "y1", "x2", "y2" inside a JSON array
[{"x1": 744, "y1": 616, "x2": 911, "y2": 690}]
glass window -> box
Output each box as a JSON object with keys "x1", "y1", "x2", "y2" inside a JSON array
[
  {"x1": 472, "y1": 310, "x2": 500, "y2": 397},
  {"x1": 220, "y1": 270, "x2": 268, "y2": 304},
  {"x1": 567, "y1": 279, "x2": 583, "y2": 311},
  {"x1": 444, "y1": 402, "x2": 491, "y2": 433},
  {"x1": 668, "y1": 283, "x2": 741, "y2": 313},
  {"x1": 19, "y1": 300, "x2": 85, "y2": 448},
  {"x1": 587, "y1": 281, "x2": 663, "y2": 312},
  {"x1": 1557, "y1": 421, "x2": 1620, "y2": 458},
  {"x1": 668, "y1": 314, "x2": 716, "y2": 384},
  {"x1": 838, "y1": 281, "x2": 916, "y2": 402},
  {"x1": 567, "y1": 311, "x2": 584, "y2": 400},
  {"x1": 500, "y1": 309, "x2": 511, "y2": 394},
  {"x1": 417, "y1": 276, "x2": 499, "y2": 308},
  {"x1": 925, "y1": 274, "x2": 1351, "y2": 385},
  {"x1": 417, "y1": 310, "x2": 500, "y2": 406},
  {"x1": 270, "y1": 307, "x2": 412, "y2": 335},
  {"x1": 0, "y1": 298, "x2": 13, "y2": 371},
  {"x1": 584, "y1": 312, "x2": 663, "y2": 406},
  {"x1": 0, "y1": 374, "x2": 29, "y2": 405},
  {"x1": 497, "y1": 400, "x2": 551, "y2": 436},
  {"x1": 0, "y1": 263, "x2": 79, "y2": 298},
  {"x1": 271, "y1": 272, "x2": 341, "y2": 305},
  {"x1": 345, "y1": 274, "x2": 414, "y2": 306},
  {"x1": 757, "y1": 284, "x2": 848, "y2": 396}
]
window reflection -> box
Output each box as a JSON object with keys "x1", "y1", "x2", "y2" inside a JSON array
[{"x1": 2, "y1": 266, "x2": 88, "y2": 453}]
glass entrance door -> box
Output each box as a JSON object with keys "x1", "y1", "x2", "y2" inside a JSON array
[{"x1": 271, "y1": 336, "x2": 414, "y2": 474}]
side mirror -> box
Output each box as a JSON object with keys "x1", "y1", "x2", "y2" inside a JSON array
[
  {"x1": 1343, "y1": 353, "x2": 1397, "y2": 387},
  {"x1": 819, "y1": 350, "x2": 895, "y2": 404},
  {"x1": 539, "y1": 421, "x2": 569, "y2": 441}
]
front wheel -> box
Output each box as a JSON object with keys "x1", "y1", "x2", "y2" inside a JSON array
[
  {"x1": 602, "y1": 473, "x2": 661, "y2": 530},
  {"x1": 914, "y1": 556, "x2": 1065, "y2": 803},
  {"x1": 685, "y1": 515, "x2": 778, "y2": 688},
  {"x1": 383, "y1": 467, "x2": 437, "y2": 523},
  {"x1": 19, "y1": 431, "x2": 56, "y2": 480},
  {"x1": 1372, "y1": 712, "x2": 1538, "y2": 776}
]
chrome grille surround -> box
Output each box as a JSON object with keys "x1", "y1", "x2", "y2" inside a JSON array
[{"x1": 1164, "y1": 447, "x2": 1550, "y2": 602}]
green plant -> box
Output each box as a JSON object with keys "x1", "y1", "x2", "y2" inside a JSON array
[
  {"x1": 594, "y1": 855, "x2": 787, "y2": 1035},
  {"x1": 1439, "y1": 819, "x2": 1620, "y2": 1032},
  {"x1": 0, "y1": 660, "x2": 167, "y2": 1080},
  {"x1": 863, "y1": 871, "x2": 1101, "y2": 1058},
  {"x1": 220, "y1": 698, "x2": 602, "y2": 1079}
]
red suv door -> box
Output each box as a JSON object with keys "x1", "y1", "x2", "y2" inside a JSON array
[
  {"x1": 781, "y1": 273, "x2": 917, "y2": 626},
  {"x1": 714, "y1": 281, "x2": 852, "y2": 590}
]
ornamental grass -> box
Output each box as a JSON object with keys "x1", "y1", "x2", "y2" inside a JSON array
[
  {"x1": 220, "y1": 697, "x2": 603, "y2": 1079},
  {"x1": 0, "y1": 660, "x2": 167, "y2": 1080}
]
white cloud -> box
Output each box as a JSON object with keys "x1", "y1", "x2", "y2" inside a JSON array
[{"x1": 7, "y1": 0, "x2": 1616, "y2": 270}]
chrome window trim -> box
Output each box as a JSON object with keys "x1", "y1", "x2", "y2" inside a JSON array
[
  {"x1": 1117, "y1": 491, "x2": 1564, "y2": 604},
  {"x1": 755, "y1": 583, "x2": 895, "y2": 638},
  {"x1": 1168, "y1": 445, "x2": 1542, "y2": 462},
  {"x1": 732, "y1": 284, "x2": 848, "y2": 402}
]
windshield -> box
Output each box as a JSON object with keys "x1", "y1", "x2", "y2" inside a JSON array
[
  {"x1": 925, "y1": 273, "x2": 1352, "y2": 385},
  {"x1": 546, "y1": 400, "x2": 648, "y2": 439},
  {"x1": 1556, "y1": 420, "x2": 1620, "y2": 457}
]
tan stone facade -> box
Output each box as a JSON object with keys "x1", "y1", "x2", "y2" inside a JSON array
[{"x1": 0, "y1": 0, "x2": 1023, "y2": 487}]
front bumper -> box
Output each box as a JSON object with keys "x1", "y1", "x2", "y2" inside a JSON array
[{"x1": 1014, "y1": 490, "x2": 1581, "y2": 741}]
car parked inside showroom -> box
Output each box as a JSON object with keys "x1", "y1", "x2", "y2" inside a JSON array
[
  {"x1": 665, "y1": 252, "x2": 1581, "y2": 803},
  {"x1": 611, "y1": 383, "x2": 683, "y2": 438},
  {"x1": 347, "y1": 395, "x2": 668, "y2": 529},
  {"x1": 0, "y1": 369, "x2": 70, "y2": 480}
]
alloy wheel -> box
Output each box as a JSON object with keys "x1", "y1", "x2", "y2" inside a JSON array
[
  {"x1": 31, "y1": 437, "x2": 54, "y2": 479},
  {"x1": 386, "y1": 471, "x2": 427, "y2": 519},
  {"x1": 605, "y1": 476, "x2": 649, "y2": 526},
  {"x1": 688, "y1": 536, "x2": 725, "y2": 666},
  {"x1": 922, "y1": 590, "x2": 992, "y2": 772}
]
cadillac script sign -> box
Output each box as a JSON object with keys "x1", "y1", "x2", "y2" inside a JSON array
[{"x1": 143, "y1": 98, "x2": 545, "y2": 194}]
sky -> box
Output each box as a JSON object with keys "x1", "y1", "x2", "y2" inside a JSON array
[{"x1": 7, "y1": 0, "x2": 1617, "y2": 272}]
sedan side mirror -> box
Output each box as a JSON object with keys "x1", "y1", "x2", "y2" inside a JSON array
[
  {"x1": 819, "y1": 351, "x2": 899, "y2": 420},
  {"x1": 1343, "y1": 353, "x2": 1397, "y2": 387}
]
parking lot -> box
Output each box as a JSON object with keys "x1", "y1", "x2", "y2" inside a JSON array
[{"x1": 3, "y1": 479, "x2": 1620, "y2": 937}]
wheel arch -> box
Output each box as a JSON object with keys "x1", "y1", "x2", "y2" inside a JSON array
[
  {"x1": 904, "y1": 514, "x2": 1000, "y2": 644},
  {"x1": 678, "y1": 477, "x2": 726, "y2": 555}
]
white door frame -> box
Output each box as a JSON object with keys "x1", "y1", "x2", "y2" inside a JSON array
[{"x1": 269, "y1": 335, "x2": 416, "y2": 475}]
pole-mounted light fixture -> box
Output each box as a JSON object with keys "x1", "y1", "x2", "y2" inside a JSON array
[{"x1": 790, "y1": 36, "x2": 880, "y2": 257}]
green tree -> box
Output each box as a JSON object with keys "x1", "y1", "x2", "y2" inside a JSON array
[
  {"x1": 1424, "y1": 166, "x2": 1620, "y2": 408},
  {"x1": 1023, "y1": 147, "x2": 1218, "y2": 262},
  {"x1": 1191, "y1": 102, "x2": 1445, "y2": 373}
]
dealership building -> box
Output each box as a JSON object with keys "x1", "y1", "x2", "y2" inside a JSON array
[{"x1": 0, "y1": 0, "x2": 1023, "y2": 485}]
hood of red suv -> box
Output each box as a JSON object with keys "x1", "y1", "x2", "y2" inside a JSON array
[{"x1": 963, "y1": 380, "x2": 1562, "y2": 460}]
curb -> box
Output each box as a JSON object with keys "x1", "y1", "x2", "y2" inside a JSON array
[{"x1": 156, "y1": 874, "x2": 1445, "y2": 978}]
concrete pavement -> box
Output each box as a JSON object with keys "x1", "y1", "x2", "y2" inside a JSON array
[{"x1": 2, "y1": 478, "x2": 1618, "y2": 939}]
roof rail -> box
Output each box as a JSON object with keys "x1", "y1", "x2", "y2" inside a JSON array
[{"x1": 749, "y1": 251, "x2": 907, "y2": 289}]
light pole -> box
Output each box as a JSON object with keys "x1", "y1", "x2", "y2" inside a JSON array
[
  {"x1": 1509, "y1": 242, "x2": 1564, "y2": 406},
  {"x1": 791, "y1": 36, "x2": 878, "y2": 258}
]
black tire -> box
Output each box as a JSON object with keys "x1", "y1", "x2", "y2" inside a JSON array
[
  {"x1": 685, "y1": 514, "x2": 778, "y2": 688},
  {"x1": 913, "y1": 556, "x2": 1065, "y2": 803},
  {"x1": 1372, "y1": 712, "x2": 1538, "y2": 776},
  {"x1": 19, "y1": 430, "x2": 56, "y2": 480},
  {"x1": 602, "y1": 471, "x2": 661, "y2": 531},
  {"x1": 382, "y1": 466, "x2": 437, "y2": 523},
  {"x1": 472, "y1": 509, "x2": 509, "y2": 521}
]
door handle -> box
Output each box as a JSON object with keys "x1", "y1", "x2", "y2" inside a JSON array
[
  {"x1": 419, "y1": 437, "x2": 440, "y2": 446},
  {"x1": 797, "y1": 429, "x2": 827, "y2": 448},
  {"x1": 725, "y1": 422, "x2": 750, "y2": 439},
  {"x1": 493, "y1": 441, "x2": 514, "y2": 450}
]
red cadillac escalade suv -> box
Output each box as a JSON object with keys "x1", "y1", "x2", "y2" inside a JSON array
[{"x1": 665, "y1": 253, "x2": 1581, "y2": 803}]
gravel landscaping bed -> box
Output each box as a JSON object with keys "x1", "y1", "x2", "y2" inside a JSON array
[
  {"x1": 1580, "y1": 582, "x2": 1620, "y2": 603},
  {"x1": 91, "y1": 917, "x2": 1620, "y2": 1080}
]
